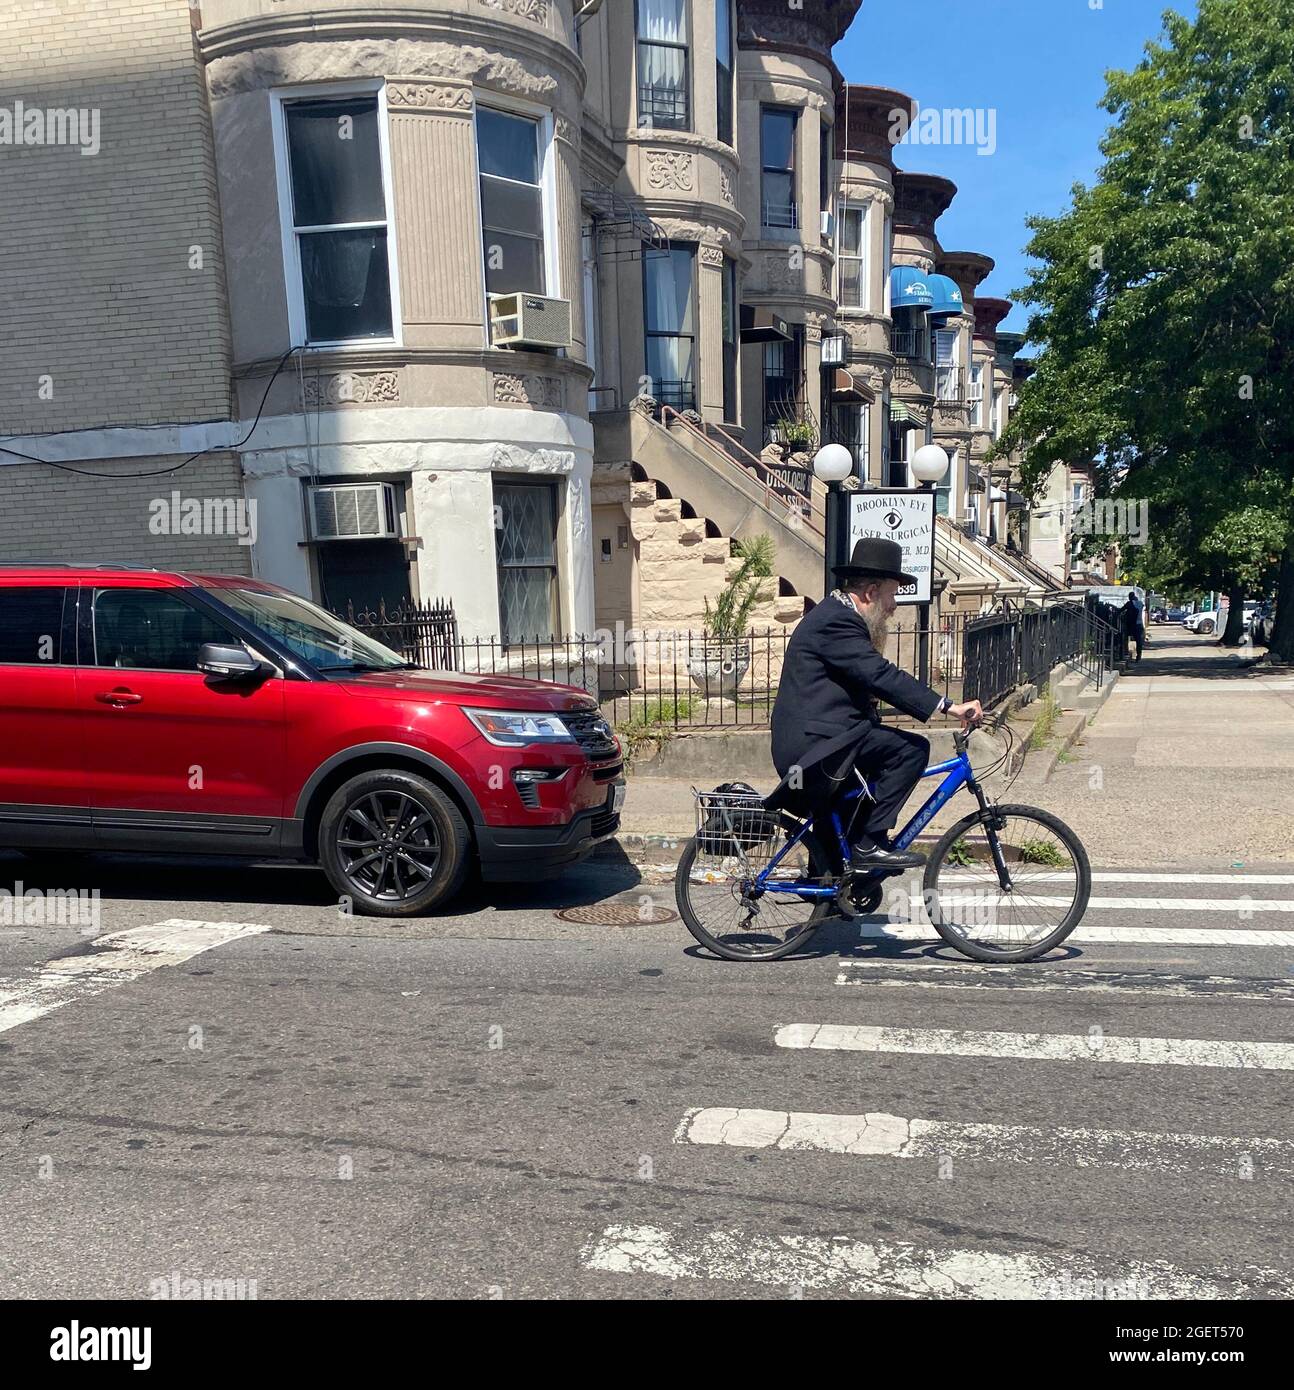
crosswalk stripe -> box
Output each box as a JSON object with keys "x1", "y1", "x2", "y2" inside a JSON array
[
  {"x1": 0, "y1": 919, "x2": 271, "y2": 1035},
  {"x1": 774, "y1": 1022, "x2": 1294, "y2": 1070},
  {"x1": 676, "y1": 1106, "x2": 1294, "y2": 1175},
  {"x1": 581, "y1": 1223, "x2": 1293, "y2": 1299},
  {"x1": 834, "y1": 960, "x2": 1294, "y2": 1002},
  {"x1": 853, "y1": 919, "x2": 1294, "y2": 946},
  {"x1": 942, "y1": 872, "x2": 1294, "y2": 885},
  {"x1": 906, "y1": 893, "x2": 1294, "y2": 913}
]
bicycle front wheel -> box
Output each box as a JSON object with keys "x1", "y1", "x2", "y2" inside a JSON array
[
  {"x1": 675, "y1": 829, "x2": 834, "y2": 962},
  {"x1": 922, "y1": 804, "x2": 1091, "y2": 962}
]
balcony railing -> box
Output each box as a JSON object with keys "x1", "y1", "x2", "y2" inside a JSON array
[{"x1": 761, "y1": 201, "x2": 799, "y2": 230}]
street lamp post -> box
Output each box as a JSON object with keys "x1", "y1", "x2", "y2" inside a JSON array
[
  {"x1": 910, "y1": 444, "x2": 950, "y2": 686},
  {"x1": 812, "y1": 443, "x2": 854, "y2": 599}
]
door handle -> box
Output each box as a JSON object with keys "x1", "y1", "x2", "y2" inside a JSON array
[{"x1": 95, "y1": 690, "x2": 143, "y2": 706}]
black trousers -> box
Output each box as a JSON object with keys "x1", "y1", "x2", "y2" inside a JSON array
[{"x1": 803, "y1": 723, "x2": 931, "y2": 843}]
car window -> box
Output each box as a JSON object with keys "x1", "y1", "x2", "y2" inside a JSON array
[
  {"x1": 93, "y1": 588, "x2": 235, "y2": 671},
  {"x1": 0, "y1": 586, "x2": 69, "y2": 664}
]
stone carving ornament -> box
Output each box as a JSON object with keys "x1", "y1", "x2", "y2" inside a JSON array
[
  {"x1": 699, "y1": 245, "x2": 725, "y2": 267},
  {"x1": 302, "y1": 371, "x2": 401, "y2": 407},
  {"x1": 645, "y1": 149, "x2": 695, "y2": 192},
  {"x1": 478, "y1": 0, "x2": 550, "y2": 23},
  {"x1": 493, "y1": 373, "x2": 564, "y2": 409},
  {"x1": 387, "y1": 81, "x2": 473, "y2": 112}
]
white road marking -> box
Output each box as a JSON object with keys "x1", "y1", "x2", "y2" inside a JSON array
[
  {"x1": 0, "y1": 919, "x2": 270, "y2": 1035},
  {"x1": 676, "y1": 1106, "x2": 1294, "y2": 1175},
  {"x1": 581, "y1": 1223, "x2": 1293, "y2": 1299},
  {"x1": 941, "y1": 872, "x2": 1294, "y2": 885},
  {"x1": 908, "y1": 893, "x2": 1294, "y2": 913},
  {"x1": 854, "y1": 919, "x2": 1294, "y2": 947},
  {"x1": 774, "y1": 1022, "x2": 1294, "y2": 1070},
  {"x1": 834, "y1": 960, "x2": 1294, "y2": 1003}
]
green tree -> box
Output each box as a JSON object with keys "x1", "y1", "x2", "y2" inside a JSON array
[{"x1": 997, "y1": 0, "x2": 1294, "y2": 655}]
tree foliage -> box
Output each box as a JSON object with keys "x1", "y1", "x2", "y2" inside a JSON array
[{"x1": 996, "y1": 0, "x2": 1294, "y2": 654}]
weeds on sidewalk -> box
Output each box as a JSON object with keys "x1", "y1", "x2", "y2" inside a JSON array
[
  {"x1": 1029, "y1": 692, "x2": 1060, "y2": 750},
  {"x1": 614, "y1": 698, "x2": 693, "y2": 769}
]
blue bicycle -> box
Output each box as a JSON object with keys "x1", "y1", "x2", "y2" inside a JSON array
[{"x1": 675, "y1": 719, "x2": 1090, "y2": 962}]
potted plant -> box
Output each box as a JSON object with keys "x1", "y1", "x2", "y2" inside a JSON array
[
  {"x1": 777, "y1": 417, "x2": 817, "y2": 451},
  {"x1": 688, "y1": 534, "x2": 775, "y2": 698}
]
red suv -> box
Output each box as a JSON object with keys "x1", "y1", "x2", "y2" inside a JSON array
[{"x1": 0, "y1": 567, "x2": 624, "y2": 915}]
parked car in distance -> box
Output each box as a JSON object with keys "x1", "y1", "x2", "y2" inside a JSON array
[
  {"x1": 0, "y1": 567, "x2": 625, "y2": 916},
  {"x1": 1185, "y1": 607, "x2": 1226, "y2": 635},
  {"x1": 1251, "y1": 602, "x2": 1275, "y2": 647},
  {"x1": 1166, "y1": 607, "x2": 1187, "y2": 623}
]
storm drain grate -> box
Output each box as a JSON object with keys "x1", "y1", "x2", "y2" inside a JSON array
[{"x1": 556, "y1": 903, "x2": 678, "y2": 926}]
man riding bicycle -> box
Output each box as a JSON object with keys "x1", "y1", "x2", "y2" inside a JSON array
[{"x1": 767, "y1": 537, "x2": 982, "y2": 873}]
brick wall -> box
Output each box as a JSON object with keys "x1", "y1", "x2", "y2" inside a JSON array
[
  {"x1": 0, "y1": 0, "x2": 232, "y2": 435},
  {"x1": 0, "y1": 453, "x2": 253, "y2": 575}
]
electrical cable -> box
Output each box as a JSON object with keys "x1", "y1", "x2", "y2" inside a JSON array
[{"x1": 0, "y1": 344, "x2": 304, "y2": 479}]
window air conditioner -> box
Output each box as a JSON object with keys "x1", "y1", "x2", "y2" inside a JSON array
[
  {"x1": 488, "y1": 292, "x2": 573, "y2": 349},
  {"x1": 821, "y1": 211, "x2": 834, "y2": 239},
  {"x1": 308, "y1": 483, "x2": 400, "y2": 542}
]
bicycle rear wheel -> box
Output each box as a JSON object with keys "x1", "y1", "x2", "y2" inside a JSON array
[
  {"x1": 675, "y1": 827, "x2": 834, "y2": 961},
  {"x1": 922, "y1": 804, "x2": 1091, "y2": 962}
]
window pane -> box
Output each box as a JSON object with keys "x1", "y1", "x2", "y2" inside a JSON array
[
  {"x1": 644, "y1": 246, "x2": 694, "y2": 333},
  {"x1": 498, "y1": 568, "x2": 556, "y2": 644},
  {"x1": 638, "y1": 42, "x2": 688, "y2": 128},
  {"x1": 637, "y1": 0, "x2": 685, "y2": 40},
  {"x1": 721, "y1": 260, "x2": 735, "y2": 344},
  {"x1": 762, "y1": 109, "x2": 795, "y2": 171},
  {"x1": 483, "y1": 231, "x2": 545, "y2": 296},
  {"x1": 299, "y1": 229, "x2": 392, "y2": 340},
  {"x1": 286, "y1": 97, "x2": 384, "y2": 227},
  {"x1": 762, "y1": 171, "x2": 794, "y2": 224},
  {"x1": 0, "y1": 587, "x2": 65, "y2": 664},
  {"x1": 480, "y1": 174, "x2": 544, "y2": 239},
  {"x1": 93, "y1": 590, "x2": 232, "y2": 671},
  {"x1": 647, "y1": 335, "x2": 695, "y2": 391},
  {"x1": 840, "y1": 207, "x2": 864, "y2": 256},
  {"x1": 496, "y1": 484, "x2": 556, "y2": 566},
  {"x1": 476, "y1": 108, "x2": 540, "y2": 184},
  {"x1": 716, "y1": 0, "x2": 732, "y2": 65},
  {"x1": 840, "y1": 258, "x2": 862, "y2": 307}
]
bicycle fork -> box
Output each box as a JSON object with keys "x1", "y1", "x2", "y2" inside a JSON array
[{"x1": 968, "y1": 775, "x2": 1014, "y2": 893}]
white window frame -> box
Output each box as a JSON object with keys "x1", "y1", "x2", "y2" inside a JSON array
[
  {"x1": 882, "y1": 215, "x2": 893, "y2": 315},
  {"x1": 969, "y1": 362, "x2": 985, "y2": 427},
  {"x1": 472, "y1": 91, "x2": 560, "y2": 342},
  {"x1": 270, "y1": 79, "x2": 404, "y2": 350},
  {"x1": 836, "y1": 200, "x2": 868, "y2": 312}
]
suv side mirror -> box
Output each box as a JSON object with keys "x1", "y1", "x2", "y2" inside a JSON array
[{"x1": 198, "y1": 642, "x2": 262, "y2": 679}]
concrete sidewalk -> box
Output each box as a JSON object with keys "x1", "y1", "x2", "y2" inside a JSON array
[{"x1": 610, "y1": 630, "x2": 1294, "y2": 868}]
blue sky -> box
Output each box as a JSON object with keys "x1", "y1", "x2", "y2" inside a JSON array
[{"x1": 834, "y1": 0, "x2": 1199, "y2": 335}]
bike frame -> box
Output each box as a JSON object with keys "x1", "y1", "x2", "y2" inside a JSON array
[{"x1": 754, "y1": 743, "x2": 1008, "y2": 900}]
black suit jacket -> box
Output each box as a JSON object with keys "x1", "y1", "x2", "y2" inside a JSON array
[{"x1": 767, "y1": 596, "x2": 942, "y2": 809}]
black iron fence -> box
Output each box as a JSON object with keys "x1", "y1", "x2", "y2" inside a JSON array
[{"x1": 963, "y1": 600, "x2": 1119, "y2": 707}]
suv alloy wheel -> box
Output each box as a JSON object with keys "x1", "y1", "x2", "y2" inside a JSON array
[{"x1": 318, "y1": 770, "x2": 471, "y2": 916}]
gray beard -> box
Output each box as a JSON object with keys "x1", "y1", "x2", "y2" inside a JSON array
[{"x1": 860, "y1": 601, "x2": 891, "y2": 653}]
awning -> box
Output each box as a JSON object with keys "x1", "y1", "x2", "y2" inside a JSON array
[
  {"x1": 988, "y1": 485, "x2": 1007, "y2": 502},
  {"x1": 890, "y1": 265, "x2": 934, "y2": 309},
  {"x1": 1007, "y1": 489, "x2": 1028, "y2": 511},
  {"x1": 889, "y1": 400, "x2": 929, "y2": 428},
  {"x1": 830, "y1": 368, "x2": 875, "y2": 403},
  {"x1": 926, "y1": 273, "x2": 964, "y2": 319},
  {"x1": 740, "y1": 305, "x2": 791, "y2": 343}
]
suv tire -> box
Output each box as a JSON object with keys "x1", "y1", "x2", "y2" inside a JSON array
[{"x1": 318, "y1": 770, "x2": 471, "y2": 917}]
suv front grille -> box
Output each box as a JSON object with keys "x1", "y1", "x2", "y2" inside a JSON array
[{"x1": 564, "y1": 707, "x2": 619, "y2": 761}]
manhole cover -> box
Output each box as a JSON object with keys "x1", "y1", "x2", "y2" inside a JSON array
[{"x1": 556, "y1": 903, "x2": 678, "y2": 926}]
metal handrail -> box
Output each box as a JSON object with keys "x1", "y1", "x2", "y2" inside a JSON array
[{"x1": 657, "y1": 405, "x2": 826, "y2": 538}]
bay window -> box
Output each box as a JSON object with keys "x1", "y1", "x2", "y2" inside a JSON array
[
  {"x1": 716, "y1": 0, "x2": 734, "y2": 145},
  {"x1": 476, "y1": 106, "x2": 548, "y2": 297},
  {"x1": 637, "y1": 0, "x2": 689, "y2": 131},
  {"x1": 644, "y1": 243, "x2": 697, "y2": 410},
  {"x1": 495, "y1": 479, "x2": 560, "y2": 644},
  {"x1": 838, "y1": 204, "x2": 868, "y2": 309},
  {"x1": 761, "y1": 108, "x2": 798, "y2": 229},
  {"x1": 277, "y1": 90, "x2": 396, "y2": 344}
]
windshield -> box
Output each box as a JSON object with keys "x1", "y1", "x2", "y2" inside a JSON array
[{"x1": 206, "y1": 587, "x2": 413, "y2": 674}]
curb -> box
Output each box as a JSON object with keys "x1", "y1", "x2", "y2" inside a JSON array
[{"x1": 1023, "y1": 669, "x2": 1120, "y2": 782}]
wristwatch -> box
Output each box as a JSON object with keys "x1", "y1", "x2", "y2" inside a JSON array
[{"x1": 937, "y1": 696, "x2": 953, "y2": 715}]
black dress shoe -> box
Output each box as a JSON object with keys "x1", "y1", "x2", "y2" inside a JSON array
[{"x1": 849, "y1": 843, "x2": 927, "y2": 873}]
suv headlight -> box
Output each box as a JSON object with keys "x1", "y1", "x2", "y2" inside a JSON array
[{"x1": 464, "y1": 708, "x2": 575, "y2": 747}]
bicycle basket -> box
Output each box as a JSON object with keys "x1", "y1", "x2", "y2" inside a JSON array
[{"x1": 694, "y1": 782, "x2": 779, "y2": 857}]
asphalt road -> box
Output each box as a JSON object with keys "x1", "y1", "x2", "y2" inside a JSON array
[{"x1": 2, "y1": 847, "x2": 1292, "y2": 1300}]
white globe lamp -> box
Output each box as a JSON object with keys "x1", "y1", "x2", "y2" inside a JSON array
[
  {"x1": 910, "y1": 444, "x2": 950, "y2": 486},
  {"x1": 812, "y1": 443, "x2": 854, "y2": 484}
]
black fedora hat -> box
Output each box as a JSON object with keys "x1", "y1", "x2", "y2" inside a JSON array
[{"x1": 833, "y1": 536, "x2": 917, "y2": 586}]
